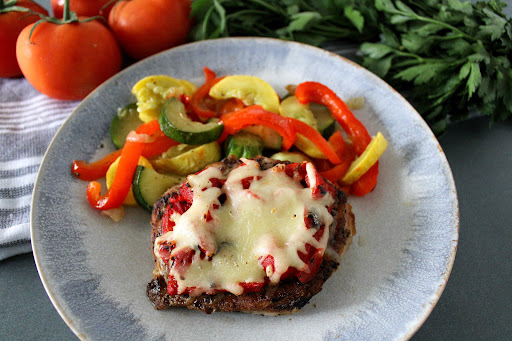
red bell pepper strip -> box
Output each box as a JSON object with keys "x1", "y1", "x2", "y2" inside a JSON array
[
  {"x1": 85, "y1": 120, "x2": 172, "y2": 210},
  {"x1": 86, "y1": 137, "x2": 145, "y2": 210},
  {"x1": 328, "y1": 131, "x2": 347, "y2": 157},
  {"x1": 71, "y1": 120, "x2": 178, "y2": 181},
  {"x1": 295, "y1": 82, "x2": 371, "y2": 155},
  {"x1": 71, "y1": 149, "x2": 122, "y2": 181},
  {"x1": 141, "y1": 120, "x2": 180, "y2": 158},
  {"x1": 190, "y1": 67, "x2": 225, "y2": 118},
  {"x1": 203, "y1": 66, "x2": 216, "y2": 83},
  {"x1": 318, "y1": 131, "x2": 349, "y2": 182},
  {"x1": 295, "y1": 82, "x2": 378, "y2": 195},
  {"x1": 320, "y1": 163, "x2": 350, "y2": 185},
  {"x1": 219, "y1": 98, "x2": 245, "y2": 115},
  {"x1": 219, "y1": 105, "x2": 296, "y2": 150},
  {"x1": 351, "y1": 162, "x2": 379, "y2": 196},
  {"x1": 287, "y1": 117, "x2": 341, "y2": 164}
]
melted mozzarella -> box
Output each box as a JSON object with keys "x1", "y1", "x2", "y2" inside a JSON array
[{"x1": 155, "y1": 159, "x2": 334, "y2": 296}]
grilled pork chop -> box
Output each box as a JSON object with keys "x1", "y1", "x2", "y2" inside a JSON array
[{"x1": 147, "y1": 156, "x2": 355, "y2": 314}]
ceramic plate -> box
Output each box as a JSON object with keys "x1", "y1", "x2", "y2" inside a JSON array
[{"x1": 31, "y1": 38, "x2": 458, "y2": 340}]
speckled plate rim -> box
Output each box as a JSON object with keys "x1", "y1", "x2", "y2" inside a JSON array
[{"x1": 30, "y1": 37, "x2": 459, "y2": 341}]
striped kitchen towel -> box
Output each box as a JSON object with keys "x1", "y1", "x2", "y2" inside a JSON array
[{"x1": 0, "y1": 78, "x2": 78, "y2": 260}]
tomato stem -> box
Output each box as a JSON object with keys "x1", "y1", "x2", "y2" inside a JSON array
[{"x1": 63, "y1": 0, "x2": 71, "y2": 21}]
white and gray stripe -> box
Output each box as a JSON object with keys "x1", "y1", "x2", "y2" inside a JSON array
[{"x1": 0, "y1": 78, "x2": 78, "y2": 260}]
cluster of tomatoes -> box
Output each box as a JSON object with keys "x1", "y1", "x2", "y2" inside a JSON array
[{"x1": 1, "y1": 0, "x2": 191, "y2": 100}]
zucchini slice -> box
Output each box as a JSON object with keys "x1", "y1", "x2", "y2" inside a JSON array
[
  {"x1": 279, "y1": 96, "x2": 328, "y2": 159},
  {"x1": 132, "y1": 166, "x2": 185, "y2": 212},
  {"x1": 110, "y1": 103, "x2": 143, "y2": 149},
  {"x1": 106, "y1": 156, "x2": 153, "y2": 206},
  {"x1": 279, "y1": 96, "x2": 318, "y2": 129},
  {"x1": 151, "y1": 141, "x2": 222, "y2": 176},
  {"x1": 224, "y1": 132, "x2": 264, "y2": 159},
  {"x1": 311, "y1": 103, "x2": 336, "y2": 138},
  {"x1": 242, "y1": 125, "x2": 282, "y2": 150},
  {"x1": 159, "y1": 97, "x2": 224, "y2": 145}
]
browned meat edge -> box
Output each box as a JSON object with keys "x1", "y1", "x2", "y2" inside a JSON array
[{"x1": 147, "y1": 156, "x2": 356, "y2": 314}]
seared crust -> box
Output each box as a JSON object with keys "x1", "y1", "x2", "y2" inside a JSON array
[{"x1": 147, "y1": 156, "x2": 355, "y2": 314}]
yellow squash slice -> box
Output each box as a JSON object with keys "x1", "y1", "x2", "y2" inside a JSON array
[
  {"x1": 132, "y1": 75, "x2": 197, "y2": 122},
  {"x1": 209, "y1": 75, "x2": 280, "y2": 113},
  {"x1": 342, "y1": 132, "x2": 388, "y2": 184}
]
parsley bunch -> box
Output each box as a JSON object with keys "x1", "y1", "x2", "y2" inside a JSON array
[{"x1": 190, "y1": 0, "x2": 512, "y2": 135}]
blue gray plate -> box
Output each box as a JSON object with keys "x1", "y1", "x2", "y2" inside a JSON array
[{"x1": 31, "y1": 37, "x2": 458, "y2": 340}]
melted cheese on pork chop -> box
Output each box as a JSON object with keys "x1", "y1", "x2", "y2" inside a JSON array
[{"x1": 154, "y1": 159, "x2": 334, "y2": 296}]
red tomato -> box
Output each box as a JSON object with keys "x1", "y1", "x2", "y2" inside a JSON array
[
  {"x1": 16, "y1": 18, "x2": 122, "y2": 100},
  {"x1": 108, "y1": 0, "x2": 191, "y2": 60},
  {"x1": 51, "y1": 0, "x2": 114, "y2": 21},
  {"x1": 0, "y1": 0, "x2": 48, "y2": 78}
]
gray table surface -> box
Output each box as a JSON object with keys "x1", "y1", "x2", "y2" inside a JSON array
[{"x1": 2, "y1": 1, "x2": 512, "y2": 340}]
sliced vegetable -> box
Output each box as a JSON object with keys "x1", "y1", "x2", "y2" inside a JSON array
[
  {"x1": 106, "y1": 156, "x2": 153, "y2": 206},
  {"x1": 86, "y1": 134, "x2": 145, "y2": 210},
  {"x1": 190, "y1": 67, "x2": 225, "y2": 118},
  {"x1": 241, "y1": 125, "x2": 282, "y2": 150},
  {"x1": 72, "y1": 121, "x2": 178, "y2": 181},
  {"x1": 86, "y1": 120, "x2": 162, "y2": 210},
  {"x1": 132, "y1": 75, "x2": 197, "y2": 122},
  {"x1": 219, "y1": 105, "x2": 296, "y2": 150},
  {"x1": 132, "y1": 166, "x2": 185, "y2": 212},
  {"x1": 311, "y1": 103, "x2": 336, "y2": 138},
  {"x1": 287, "y1": 118, "x2": 341, "y2": 164},
  {"x1": 219, "y1": 98, "x2": 245, "y2": 115},
  {"x1": 342, "y1": 132, "x2": 388, "y2": 184},
  {"x1": 110, "y1": 103, "x2": 143, "y2": 149},
  {"x1": 224, "y1": 132, "x2": 264, "y2": 159},
  {"x1": 151, "y1": 141, "x2": 222, "y2": 175},
  {"x1": 295, "y1": 81, "x2": 381, "y2": 195},
  {"x1": 294, "y1": 134, "x2": 328, "y2": 159},
  {"x1": 270, "y1": 151, "x2": 311, "y2": 163},
  {"x1": 279, "y1": 96, "x2": 318, "y2": 129},
  {"x1": 72, "y1": 149, "x2": 122, "y2": 181},
  {"x1": 279, "y1": 96, "x2": 332, "y2": 159},
  {"x1": 209, "y1": 75, "x2": 280, "y2": 113},
  {"x1": 159, "y1": 97, "x2": 224, "y2": 145},
  {"x1": 351, "y1": 163, "x2": 379, "y2": 196},
  {"x1": 295, "y1": 82, "x2": 372, "y2": 155}
]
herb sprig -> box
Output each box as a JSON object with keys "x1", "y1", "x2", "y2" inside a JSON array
[{"x1": 190, "y1": 0, "x2": 512, "y2": 135}]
